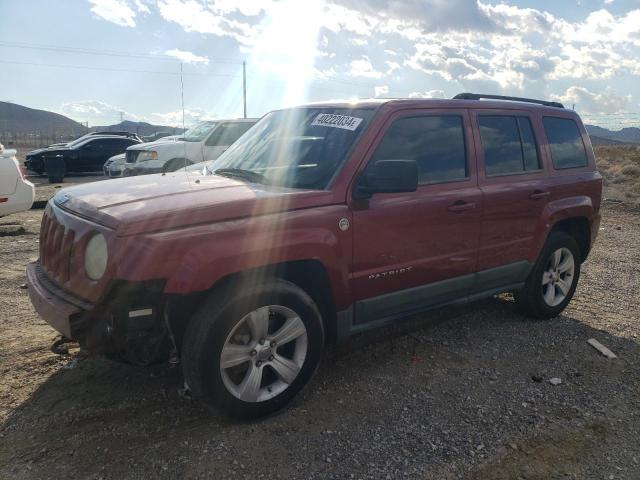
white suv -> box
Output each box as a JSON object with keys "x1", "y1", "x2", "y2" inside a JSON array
[
  {"x1": 122, "y1": 119, "x2": 257, "y2": 176},
  {"x1": 0, "y1": 143, "x2": 35, "y2": 217}
]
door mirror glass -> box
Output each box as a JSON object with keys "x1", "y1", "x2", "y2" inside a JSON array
[{"x1": 354, "y1": 159, "x2": 418, "y2": 199}]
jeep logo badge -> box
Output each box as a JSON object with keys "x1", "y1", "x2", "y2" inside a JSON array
[{"x1": 338, "y1": 218, "x2": 350, "y2": 231}]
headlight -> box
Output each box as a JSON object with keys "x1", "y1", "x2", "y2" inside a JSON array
[
  {"x1": 84, "y1": 233, "x2": 108, "y2": 280},
  {"x1": 137, "y1": 151, "x2": 158, "y2": 162}
]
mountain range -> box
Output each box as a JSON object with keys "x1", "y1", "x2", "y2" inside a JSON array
[{"x1": 1, "y1": 100, "x2": 639, "y2": 145}]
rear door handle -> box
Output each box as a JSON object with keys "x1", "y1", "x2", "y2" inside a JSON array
[
  {"x1": 529, "y1": 190, "x2": 550, "y2": 200},
  {"x1": 447, "y1": 201, "x2": 476, "y2": 212}
]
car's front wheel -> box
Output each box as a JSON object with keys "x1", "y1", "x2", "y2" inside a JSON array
[
  {"x1": 182, "y1": 279, "x2": 324, "y2": 418},
  {"x1": 514, "y1": 231, "x2": 581, "y2": 319}
]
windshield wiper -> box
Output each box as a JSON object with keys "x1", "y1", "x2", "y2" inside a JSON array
[{"x1": 214, "y1": 168, "x2": 268, "y2": 184}]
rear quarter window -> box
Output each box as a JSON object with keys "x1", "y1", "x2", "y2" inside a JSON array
[
  {"x1": 478, "y1": 115, "x2": 540, "y2": 176},
  {"x1": 542, "y1": 117, "x2": 588, "y2": 169}
]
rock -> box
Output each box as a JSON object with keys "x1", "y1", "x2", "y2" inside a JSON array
[{"x1": 549, "y1": 378, "x2": 562, "y2": 386}]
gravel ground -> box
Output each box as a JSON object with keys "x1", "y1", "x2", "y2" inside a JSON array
[{"x1": 0, "y1": 201, "x2": 639, "y2": 480}]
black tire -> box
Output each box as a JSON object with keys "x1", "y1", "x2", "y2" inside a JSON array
[
  {"x1": 164, "y1": 158, "x2": 192, "y2": 172},
  {"x1": 514, "y1": 231, "x2": 581, "y2": 319},
  {"x1": 182, "y1": 279, "x2": 324, "y2": 419}
]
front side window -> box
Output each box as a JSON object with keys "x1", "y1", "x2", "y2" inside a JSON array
[
  {"x1": 205, "y1": 122, "x2": 254, "y2": 147},
  {"x1": 478, "y1": 115, "x2": 540, "y2": 176},
  {"x1": 369, "y1": 115, "x2": 467, "y2": 184},
  {"x1": 207, "y1": 107, "x2": 374, "y2": 189},
  {"x1": 542, "y1": 117, "x2": 588, "y2": 169}
]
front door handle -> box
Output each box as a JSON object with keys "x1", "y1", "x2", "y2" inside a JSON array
[
  {"x1": 529, "y1": 190, "x2": 550, "y2": 200},
  {"x1": 447, "y1": 201, "x2": 476, "y2": 212}
]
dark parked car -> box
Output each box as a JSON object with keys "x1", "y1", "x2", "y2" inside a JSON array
[
  {"x1": 30, "y1": 135, "x2": 141, "y2": 182},
  {"x1": 24, "y1": 132, "x2": 141, "y2": 175}
]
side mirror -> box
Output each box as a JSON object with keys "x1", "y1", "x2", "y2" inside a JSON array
[{"x1": 354, "y1": 159, "x2": 418, "y2": 199}]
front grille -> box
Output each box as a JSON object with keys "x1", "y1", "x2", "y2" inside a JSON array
[
  {"x1": 125, "y1": 151, "x2": 139, "y2": 163},
  {"x1": 34, "y1": 263, "x2": 92, "y2": 310},
  {"x1": 40, "y1": 211, "x2": 75, "y2": 283}
]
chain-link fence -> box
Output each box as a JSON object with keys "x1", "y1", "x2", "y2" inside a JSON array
[{"x1": 0, "y1": 131, "x2": 85, "y2": 149}]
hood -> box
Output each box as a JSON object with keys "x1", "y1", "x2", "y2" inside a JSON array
[
  {"x1": 54, "y1": 171, "x2": 335, "y2": 236},
  {"x1": 27, "y1": 145, "x2": 64, "y2": 156},
  {"x1": 128, "y1": 138, "x2": 185, "y2": 151}
]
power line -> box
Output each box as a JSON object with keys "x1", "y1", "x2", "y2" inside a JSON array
[
  {"x1": 0, "y1": 40, "x2": 242, "y2": 65},
  {"x1": 0, "y1": 59, "x2": 239, "y2": 77}
]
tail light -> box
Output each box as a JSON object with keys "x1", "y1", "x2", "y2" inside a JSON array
[{"x1": 14, "y1": 159, "x2": 26, "y2": 180}]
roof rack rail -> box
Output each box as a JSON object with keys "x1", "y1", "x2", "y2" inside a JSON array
[{"x1": 453, "y1": 93, "x2": 564, "y2": 109}]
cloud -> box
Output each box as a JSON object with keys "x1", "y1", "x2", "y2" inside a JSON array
[
  {"x1": 164, "y1": 48, "x2": 209, "y2": 64},
  {"x1": 149, "y1": 108, "x2": 213, "y2": 126},
  {"x1": 329, "y1": 0, "x2": 496, "y2": 33},
  {"x1": 550, "y1": 86, "x2": 631, "y2": 114},
  {"x1": 59, "y1": 100, "x2": 215, "y2": 127},
  {"x1": 156, "y1": 0, "x2": 259, "y2": 46},
  {"x1": 59, "y1": 100, "x2": 142, "y2": 124},
  {"x1": 350, "y1": 56, "x2": 383, "y2": 78},
  {"x1": 88, "y1": 0, "x2": 137, "y2": 27},
  {"x1": 408, "y1": 90, "x2": 446, "y2": 98},
  {"x1": 374, "y1": 85, "x2": 389, "y2": 97}
]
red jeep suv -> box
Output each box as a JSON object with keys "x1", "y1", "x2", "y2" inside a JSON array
[{"x1": 27, "y1": 93, "x2": 602, "y2": 418}]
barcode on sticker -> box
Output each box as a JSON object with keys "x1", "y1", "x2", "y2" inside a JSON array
[{"x1": 311, "y1": 114, "x2": 363, "y2": 131}]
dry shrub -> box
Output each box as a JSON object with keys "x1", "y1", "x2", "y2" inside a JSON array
[{"x1": 594, "y1": 145, "x2": 640, "y2": 208}]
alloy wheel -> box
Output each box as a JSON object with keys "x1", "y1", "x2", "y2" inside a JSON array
[
  {"x1": 541, "y1": 247, "x2": 575, "y2": 307},
  {"x1": 219, "y1": 305, "x2": 308, "y2": 402}
]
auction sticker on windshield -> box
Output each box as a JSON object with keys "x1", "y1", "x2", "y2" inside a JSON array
[{"x1": 311, "y1": 114, "x2": 363, "y2": 131}]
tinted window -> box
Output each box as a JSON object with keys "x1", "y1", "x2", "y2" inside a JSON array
[
  {"x1": 543, "y1": 117, "x2": 588, "y2": 169},
  {"x1": 206, "y1": 122, "x2": 254, "y2": 146},
  {"x1": 370, "y1": 115, "x2": 467, "y2": 184},
  {"x1": 479, "y1": 116, "x2": 540, "y2": 175},
  {"x1": 85, "y1": 139, "x2": 107, "y2": 149}
]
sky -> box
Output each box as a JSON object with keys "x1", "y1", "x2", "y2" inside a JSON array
[{"x1": 1, "y1": 0, "x2": 639, "y2": 129}]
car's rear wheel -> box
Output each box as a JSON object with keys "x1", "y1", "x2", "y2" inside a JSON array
[
  {"x1": 514, "y1": 231, "x2": 581, "y2": 319},
  {"x1": 182, "y1": 279, "x2": 324, "y2": 418}
]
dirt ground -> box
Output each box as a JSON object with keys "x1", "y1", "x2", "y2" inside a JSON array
[{"x1": 1, "y1": 197, "x2": 639, "y2": 479}]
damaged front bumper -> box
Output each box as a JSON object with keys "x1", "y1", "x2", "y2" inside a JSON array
[{"x1": 26, "y1": 261, "x2": 166, "y2": 354}]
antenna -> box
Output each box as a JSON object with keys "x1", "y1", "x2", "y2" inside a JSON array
[
  {"x1": 180, "y1": 62, "x2": 185, "y2": 134},
  {"x1": 243, "y1": 61, "x2": 247, "y2": 119},
  {"x1": 180, "y1": 62, "x2": 187, "y2": 172}
]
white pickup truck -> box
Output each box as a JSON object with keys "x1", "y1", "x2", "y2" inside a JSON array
[
  {"x1": 122, "y1": 119, "x2": 257, "y2": 176},
  {"x1": 0, "y1": 143, "x2": 35, "y2": 217}
]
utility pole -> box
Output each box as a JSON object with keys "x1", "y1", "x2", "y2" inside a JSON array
[
  {"x1": 243, "y1": 61, "x2": 247, "y2": 119},
  {"x1": 119, "y1": 111, "x2": 124, "y2": 123}
]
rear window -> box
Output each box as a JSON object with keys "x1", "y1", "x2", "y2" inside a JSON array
[
  {"x1": 478, "y1": 116, "x2": 540, "y2": 176},
  {"x1": 370, "y1": 115, "x2": 467, "y2": 184},
  {"x1": 542, "y1": 117, "x2": 588, "y2": 169}
]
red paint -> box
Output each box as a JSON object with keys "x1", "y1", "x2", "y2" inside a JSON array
[{"x1": 28, "y1": 98, "x2": 602, "y2": 334}]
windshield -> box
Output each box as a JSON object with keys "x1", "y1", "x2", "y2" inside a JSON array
[
  {"x1": 182, "y1": 122, "x2": 216, "y2": 142},
  {"x1": 207, "y1": 107, "x2": 374, "y2": 189}
]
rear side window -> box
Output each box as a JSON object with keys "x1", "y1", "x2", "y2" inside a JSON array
[
  {"x1": 478, "y1": 116, "x2": 540, "y2": 176},
  {"x1": 543, "y1": 117, "x2": 588, "y2": 169},
  {"x1": 370, "y1": 115, "x2": 467, "y2": 184},
  {"x1": 205, "y1": 123, "x2": 254, "y2": 146}
]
